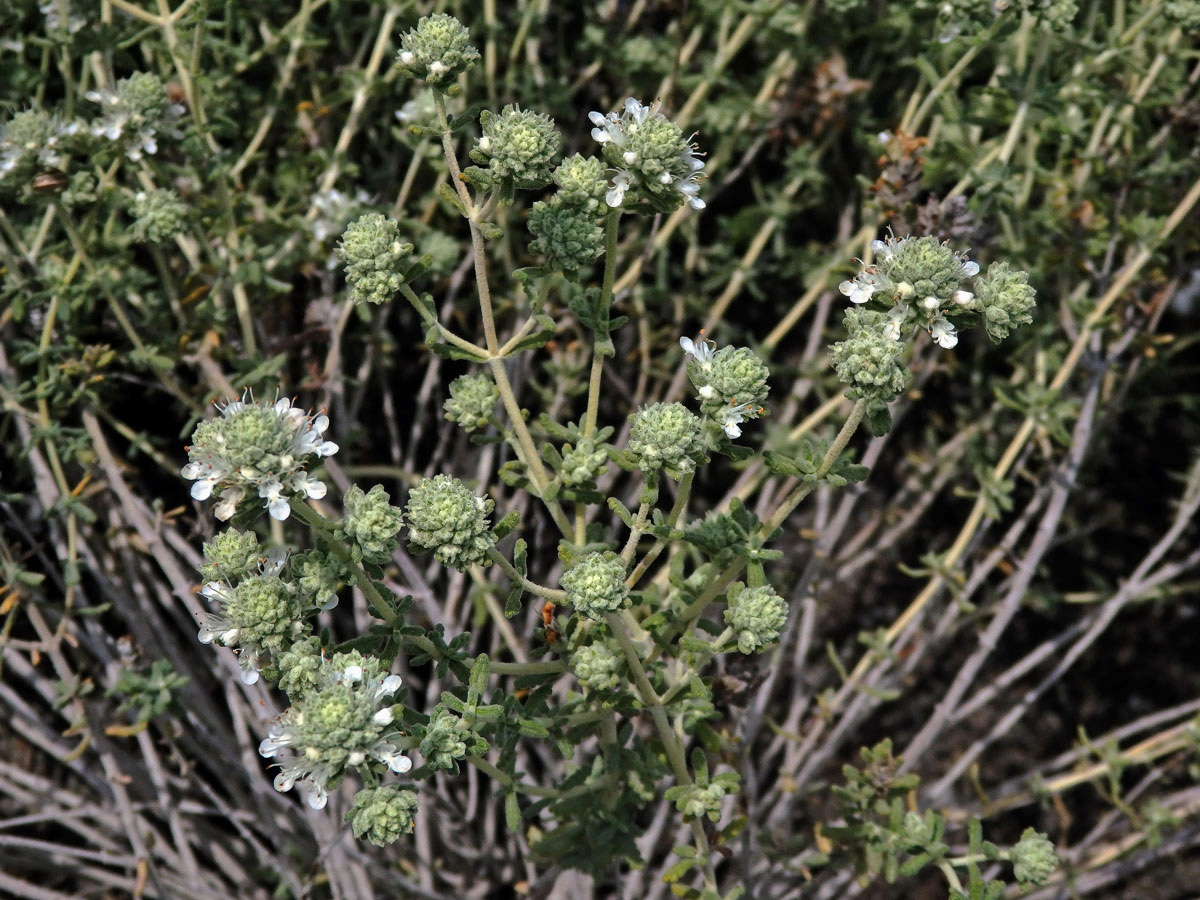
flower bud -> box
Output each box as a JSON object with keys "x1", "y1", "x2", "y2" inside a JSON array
[
  {"x1": 346, "y1": 785, "x2": 420, "y2": 846},
  {"x1": 973, "y1": 261, "x2": 1036, "y2": 341},
  {"x1": 131, "y1": 188, "x2": 188, "y2": 242},
  {"x1": 627, "y1": 402, "x2": 705, "y2": 478},
  {"x1": 528, "y1": 195, "x2": 604, "y2": 274},
  {"x1": 1011, "y1": 828, "x2": 1057, "y2": 886},
  {"x1": 336, "y1": 213, "x2": 414, "y2": 305},
  {"x1": 724, "y1": 583, "x2": 787, "y2": 653},
  {"x1": 443, "y1": 372, "x2": 498, "y2": 432},
  {"x1": 198, "y1": 529, "x2": 262, "y2": 582},
  {"x1": 404, "y1": 474, "x2": 496, "y2": 570},
  {"x1": 561, "y1": 552, "x2": 629, "y2": 620},
  {"x1": 570, "y1": 641, "x2": 623, "y2": 691},
  {"x1": 340, "y1": 484, "x2": 404, "y2": 564},
  {"x1": 830, "y1": 308, "x2": 911, "y2": 404},
  {"x1": 472, "y1": 105, "x2": 561, "y2": 187},
  {"x1": 552, "y1": 153, "x2": 609, "y2": 211}
]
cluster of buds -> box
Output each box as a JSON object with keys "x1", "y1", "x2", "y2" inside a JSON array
[
  {"x1": 679, "y1": 333, "x2": 770, "y2": 439},
  {"x1": 396, "y1": 13, "x2": 479, "y2": 87},
  {"x1": 724, "y1": 583, "x2": 787, "y2": 654},
  {"x1": 84, "y1": 72, "x2": 183, "y2": 162},
  {"x1": 561, "y1": 552, "x2": 630, "y2": 620},
  {"x1": 404, "y1": 475, "x2": 496, "y2": 570}
]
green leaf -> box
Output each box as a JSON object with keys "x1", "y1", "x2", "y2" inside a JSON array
[
  {"x1": 505, "y1": 791, "x2": 521, "y2": 831},
  {"x1": 493, "y1": 511, "x2": 520, "y2": 540}
]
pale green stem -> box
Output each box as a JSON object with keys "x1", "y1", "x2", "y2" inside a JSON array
[
  {"x1": 627, "y1": 471, "x2": 693, "y2": 588},
  {"x1": 486, "y1": 547, "x2": 566, "y2": 601},
  {"x1": 583, "y1": 209, "x2": 622, "y2": 439}
]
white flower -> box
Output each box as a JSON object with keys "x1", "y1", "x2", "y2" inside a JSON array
[
  {"x1": 959, "y1": 258, "x2": 980, "y2": 278},
  {"x1": 605, "y1": 170, "x2": 633, "y2": 207},
  {"x1": 679, "y1": 333, "x2": 717, "y2": 366},
  {"x1": 717, "y1": 400, "x2": 762, "y2": 439},
  {"x1": 930, "y1": 317, "x2": 958, "y2": 349},
  {"x1": 839, "y1": 276, "x2": 878, "y2": 304},
  {"x1": 953, "y1": 289, "x2": 974, "y2": 306},
  {"x1": 883, "y1": 304, "x2": 908, "y2": 341}
]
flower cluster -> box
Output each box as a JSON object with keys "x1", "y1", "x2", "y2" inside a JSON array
[
  {"x1": 259, "y1": 654, "x2": 410, "y2": 810},
  {"x1": 84, "y1": 72, "x2": 183, "y2": 162},
  {"x1": 627, "y1": 402, "x2": 706, "y2": 478},
  {"x1": 830, "y1": 308, "x2": 912, "y2": 406},
  {"x1": 679, "y1": 334, "x2": 770, "y2": 438},
  {"x1": 403, "y1": 474, "x2": 496, "y2": 570},
  {"x1": 198, "y1": 548, "x2": 308, "y2": 685},
  {"x1": 443, "y1": 373, "x2": 498, "y2": 431},
  {"x1": 561, "y1": 552, "x2": 629, "y2": 620},
  {"x1": 528, "y1": 153, "x2": 609, "y2": 276},
  {"x1": 560, "y1": 437, "x2": 608, "y2": 486},
  {"x1": 346, "y1": 785, "x2": 420, "y2": 846},
  {"x1": 130, "y1": 188, "x2": 188, "y2": 243},
  {"x1": 1010, "y1": 828, "x2": 1057, "y2": 887},
  {"x1": 0, "y1": 110, "x2": 81, "y2": 190},
  {"x1": 336, "y1": 212, "x2": 415, "y2": 305},
  {"x1": 197, "y1": 528, "x2": 262, "y2": 582},
  {"x1": 973, "y1": 261, "x2": 1037, "y2": 342},
  {"x1": 338, "y1": 485, "x2": 404, "y2": 564},
  {"x1": 419, "y1": 707, "x2": 486, "y2": 772},
  {"x1": 839, "y1": 233, "x2": 979, "y2": 349},
  {"x1": 471, "y1": 105, "x2": 561, "y2": 188},
  {"x1": 589, "y1": 97, "x2": 706, "y2": 211},
  {"x1": 724, "y1": 583, "x2": 787, "y2": 654},
  {"x1": 181, "y1": 391, "x2": 338, "y2": 521},
  {"x1": 570, "y1": 640, "x2": 623, "y2": 691},
  {"x1": 396, "y1": 13, "x2": 479, "y2": 86}
]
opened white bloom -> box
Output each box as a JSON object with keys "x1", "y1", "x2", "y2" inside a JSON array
[
  {"x1": 930, "y1": 317, "x2": 958, "y2": 349},
  {"x1": 679, "y1": 333, "x2": 717, "y2": 366},
  {"x1": 839, "y1": 273, "x2": 880, "y2": 304},
  {"x1": 883, "y1": 304, "x2": 908, "y2": 341},
  {"x1": 717, "y1": 400, "x2": 763, "y2": 439},
  {"x1": 591, "y1": 97, "x2": 706, "y2": 211}
]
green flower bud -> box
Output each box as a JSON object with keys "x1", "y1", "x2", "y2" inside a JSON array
[
  {"x1": 570, "y1": 641, "x2": 623, "y2": 691},
  {"x1": 552, "y1": 153, "x2": 608, "y2": 211},
  {"x1": 340, "y1": 485, "x2": 404, "y2": 564},
  {"x1": 561, "y1": 552, "x2": 629, "y2": 620},
  {"x1": 0, "y1": 110, "x2": 53, "y2": 184},
  {"x1": 131, "y1": 188, "x2": 188, "y2": 242},
  {"x1": 528, "y1": 195, "x2": 604, "y2": 274},
  {"x1": 724, "y1": 583, "x2": 787, "y2": 654},
  {"x1": 276, "y1": 635, "x2": 325, "y2": 697},
  {"x1": 972, "y1": 261, "x2": 1036, "y2": 341},
  {"x1": 1036, "y1": 0, "x2": 1078, "y2": 30},
  {"x1": 396, "y1": 14, "x2": 479, "y2": 86},
  {"x1": 669, "y1": 781, "x2": 730, "y2": 822},
  {"x1": 1010, "y1": 828, "x2": 1057, "y2": 886},
  {"x1": 830, "y1": 308, "x2": 911, "y2": 404},
  {"x1": 198, "y1": 529, "x2": 262, "y2": 582},
  {"x1": 260, "y1": 658, "x2": 409, "y2": 810},
  {"x1": 404, "y1": 474, "x2": 496, "y2": 570},
  {"x1": 472, "y1": 105, "x2": 561, "y2": 187},
  {"x1": 560, "y1": 438, "x2": 608, "y2": 486},
  {"x1": 292, "y1": 549, "x2": 344, "y2": 611},
  {"x1": 902, "y1": 810, "x2": 936, "y2": 847},
  {"x1": 336, "y1": 213, "x2": 414, "y2": 305},
  {"x1": 443, "y1": 372, "x2": 498, "y2": 432},
  {"x1": 627, "y1": 402, "x2": 705, "y2": 478},
  {"x1": 419, "y1": 708, "x2": 485, "y2": 771},
  {"x1": 347, "y1": 785, "x2": 419, "y2": 846}
]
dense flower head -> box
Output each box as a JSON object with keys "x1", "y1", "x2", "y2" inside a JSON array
[
  {"x1": 1164, "y1": 0, "x2": 1200, "y2": 28},
  {"x1": 471, "y1": 105, "x2": 561, "y2": 187},
  {"x1": 528, "y1": 195, "x2": 605, "y2": 274},
  {"x1": 396, "y1": 13, "x2": 479, "y2": 85},
  {"x1": 346, "y1": 785, "x2": 420, "y2": 846},
  {"x1": 1011, "y1": 828, "x2": 1057, "y2": 886},
  {"x1": 198, "y1": 549, "x2": 308, "y2": 684},
  {"x1": 1, "y1": 110, "x2": 56, "y2": 184},
  {"x1": 560, "y1": 438, "x2": 608, "y2": 486},
  {"x1": 181, "y1": 390, "x2": 338, "y2": 521},
  {"x1": 259, "y1": 654, "x2": 409, "y2": 810},
  {"x1": 840, "y1": 233, "x2": 979, "y2": 350},
  {"x1": 680, "y1": 334, "x2": 770, "y2": 437},
  {"x1": 562, "y1": 552, "x2": 630, "y2": 620},
  {"x1": 670, "y1": 780, "x2": 732, "y2": 822},
  {"x1": 197, "y1": 528, "x2": 262, "y2": 583},
  {"x1": 336, "y1": 212, "x2": 414, "y2": 305},
  {"x1": 292, "y1": 549, "x2": 344, "y2": 612},
  {"x1": 972, "y1": 261, "x2": 1037, "y2": 341},
  {"x1": 339, "y1": 484, "x2": 404, "y2": 564},
  {"x1": 275, "y1": 635, "x2": 325, "y2": 698},
  {"x1": 443, "y1": 372, "x2": 498, "y2": 431},
  {"x1": 570, "y1": 641, "x2": 623, "y2": 691},
  {"x1": 628, "y1": 402, "x2": 706, "y2": 478},
  {"x1": 552, "y1": 153, "x2": 609, "y2": 211},
  {"x1": 589, "y1": 98, "x2": 706, "y2": 211},
  {"x1": 724, "y1": 583, "x2": 787, "y2": 654},
  {"x1": 830, "y1": 308, "x2": 912, "y2": 404},
  {"x1": 85, "y1": 72, "x2": 182, "y2": 162},
  {"x1": 404, "y1": 474, "x2": 496, "y2": 570},
  {"x1": 130, "y1": 188, "x2": 188, "y2": 242}
]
